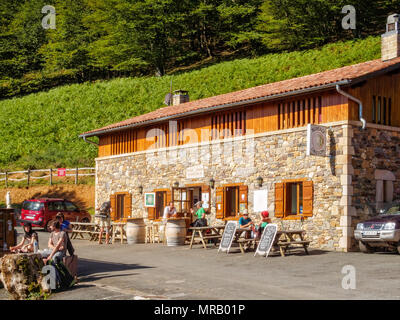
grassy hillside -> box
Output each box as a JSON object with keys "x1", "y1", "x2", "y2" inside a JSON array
[{"x1": 0, "y1": 36, "x2": 381, "y2": 171}]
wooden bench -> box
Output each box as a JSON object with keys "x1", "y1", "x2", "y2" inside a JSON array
[
  {"x1": 188, "y1": 226, "x2": 225, "y2": 249},
  {"x1": 235, "y1": 230, "x2": 311, "y2": 257},
  {"x1": 277, "y1": 240, "x2": 310, "y2": 256},
  {"x1": 237, "y1": 238, "x2": 257, "y2": 254}
]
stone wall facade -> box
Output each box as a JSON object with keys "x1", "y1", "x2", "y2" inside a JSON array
[
  {"x1": 351, "y1": 123, "x2": 400, "y2": 249},
  {"x1": 95, "y1": 122, "x2": 355, "y2": 251}
]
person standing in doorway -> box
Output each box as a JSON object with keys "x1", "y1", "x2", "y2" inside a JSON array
[{"x1": 163, "y1": 202, "x2": 177, "y2": 220}]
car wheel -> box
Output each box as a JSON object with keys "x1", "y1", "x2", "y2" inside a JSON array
[{"x1": 359, "y1": 241, "x2": 375, "y2": 254}]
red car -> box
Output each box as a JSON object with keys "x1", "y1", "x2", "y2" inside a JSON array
[{"x1": 19, "y1": 198, "x2": 91, "y2": 231}]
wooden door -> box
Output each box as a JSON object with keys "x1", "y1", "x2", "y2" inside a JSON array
[{"x1": 155, "y1": 191, "x2": 165, "y2": 219}]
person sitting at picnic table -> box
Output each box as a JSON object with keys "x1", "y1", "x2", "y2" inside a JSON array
[
  {"x1": 238, "y1": 210, "x2": 254, "y2": 239},
  {"x1": 163, "y1": 202, "x2": 177, "y2": 220},
  {"x1": 56, "y1": 212, "x2": 75, "y2": 256},
  {"x1": 10, "y1": 222, "x2": 38, "y2": 253},
  {"x1": 43, "y1": 220, "x2": 68, "y2": 265},
  {"x1": 94, "y1": 201, "x2": 112, "y2": 245},
  {"x1": 255, "y1": 211, "x2": 271, "y2": 239},
  {"x1": 190, "y1": 201, "x2": 207, "y2": 227}
]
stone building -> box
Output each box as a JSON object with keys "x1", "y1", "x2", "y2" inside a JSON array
[{"x1": 81, "y1": 15, "x2": 400, "y2": 252}]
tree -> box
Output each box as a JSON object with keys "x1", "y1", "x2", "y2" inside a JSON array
[{"x1": 39, "y1": 0, "x2": 94, "y2": 77}]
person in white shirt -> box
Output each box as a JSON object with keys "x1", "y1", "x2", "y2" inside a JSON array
[{"x1": 163, "y1": 202, "x2": 177, "y2": 220}]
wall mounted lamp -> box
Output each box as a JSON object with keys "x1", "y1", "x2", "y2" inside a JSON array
[
  {"x1": 209, "y1": 178, "x2": 215, "y2": 189},
  {"x1": 256, "y1": 176, "x2": 263, "y2": 188}
]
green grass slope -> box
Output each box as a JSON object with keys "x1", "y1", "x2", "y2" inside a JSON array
[{"x1": 0, "y1": 36, "x2": 381, "y2": 170}]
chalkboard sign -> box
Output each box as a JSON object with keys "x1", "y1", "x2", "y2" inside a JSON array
[
  {"x1": 254, "y1": 224, "x2": 278, "y2": 258},
  {"x1": 218, "y1": 221, "x2": 237, "y2": 254}
]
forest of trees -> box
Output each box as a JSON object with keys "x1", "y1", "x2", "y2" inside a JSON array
[{"x1": 1, "y1": 0, "x2": 399, "y2": 97}]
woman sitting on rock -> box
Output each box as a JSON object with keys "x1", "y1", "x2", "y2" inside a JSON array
[{"x1": 10, "y1": 222, "x2": 39, "y2": 253}]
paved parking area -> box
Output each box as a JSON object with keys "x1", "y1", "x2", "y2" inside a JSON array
[{"x1": 1, "y1": 228, "x2": 400, "y2": 300}]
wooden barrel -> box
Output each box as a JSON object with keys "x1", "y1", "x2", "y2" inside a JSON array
[
  {"x1": 166, "y1": 219, "x2": 187, "y2": 246},
  {"x1": 126, "y1": 218, "x2": 145, "y2": 244}
]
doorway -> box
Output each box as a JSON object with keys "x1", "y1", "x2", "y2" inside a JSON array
[
  {"x1": 155, "y1": 191, "x2": 166, "y2": 219},
  {"x1": 225, "y1": 186, "x2": 239, "y2": 217}
]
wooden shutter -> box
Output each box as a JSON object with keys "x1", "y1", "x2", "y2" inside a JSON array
[
  {"x1": 216, "y1": 187, "x2": 224, "y2": 219},
  {"x1": 124, "y1": 193, "x2": 132, "y2": 219},
  {"x1": 110, "y1": 194, "x2": 116, "y2": 221},
  {"x1": 302, "y1": 181, "x2": 313, "y2": 217},
  {"x1": 147, "y1": 207, "x2": 156, "y2": 220},
  {"x1": 166, "y1": 189, "x2": 172, "y2": 206},
  {"x1": 239, "y1": 185, "x2": 248, "y2": 213},
  {"x1": 275, "y1": 183, "x2": 284, "y2": 218},
  {"x1": 201, "y1": 185, "x2": 211, "y2": 213}
]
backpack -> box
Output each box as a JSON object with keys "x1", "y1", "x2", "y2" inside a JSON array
[{"x1": 51, "y1": 261, "x2": 75, "y2": 290}]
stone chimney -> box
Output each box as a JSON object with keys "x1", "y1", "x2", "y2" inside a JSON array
[
  {"x1": 172, "y1": 90, "x2": 189, "y2": 106},
  {"x1": 382, "y1": 14, "x2": 400, "y2": 61}
]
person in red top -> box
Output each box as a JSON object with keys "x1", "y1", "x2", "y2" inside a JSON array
[{"x1": 255, "y1": 211, "x2": 271, "y2": 239}]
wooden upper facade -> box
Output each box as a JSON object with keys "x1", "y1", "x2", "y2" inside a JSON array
[{"x1": 90, "y1": 63, "x2": 400, "y2": 158}]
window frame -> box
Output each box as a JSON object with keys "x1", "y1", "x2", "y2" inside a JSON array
[
  {"x1": 110, "y1": 192, "x2": 132, "y2": 222},
  {"x1": 275, "y1": 179, "x2": 313, "y2": 220}
]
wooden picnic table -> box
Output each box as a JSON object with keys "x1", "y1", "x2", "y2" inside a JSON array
[
  {"x1": 70, "y1": 222, "x2": 96, "y2": 240},
  {"x1": 188, "y1": 225, "x2": 225, "y2": 249},
  {"x1": 236, "y1": 229, "x2": 310, "y2": 256},
  {"x1": 70, "y1": 222, "x2": 114, "y2": 243}
]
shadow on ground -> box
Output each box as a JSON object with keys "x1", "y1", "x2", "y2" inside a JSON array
[{"x1": 77, "y1": 258, "x2": 154, "y2": 282}]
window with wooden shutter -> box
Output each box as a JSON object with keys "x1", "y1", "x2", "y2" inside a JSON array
[
  {"x1": 110, "y1": 194, "x2": 116, "y2": 221},
  {"x1": 124, "y1": 193, "x2": 132, "y2": 219},
  {"x1": 216, "y1": 187, "x2": 224, "y2": 219},
  {"x1": 275, "y1": 180, "x2": 313, "y2": 219},
  {"x1": 275, "y1": 183, "x2": 284, "y2": 218},
  {"x1": 302, "y1": 181, "x2": 313, "y2": 217},
  {"x1": 239, "y1": 185, "x2": 248, "y2": 214}
]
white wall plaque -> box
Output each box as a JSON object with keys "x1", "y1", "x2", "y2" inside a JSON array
[
  {"x1": 186, "y1": 165, "x2": 204, "y2": 179},
  {"x1": 307, "y1": 124, "x2": 327, "y2": 157},
  {"x1": 253, "y1": 189, "x2": 268, "y2": 212}
]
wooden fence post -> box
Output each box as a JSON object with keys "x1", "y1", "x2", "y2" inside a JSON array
[
  {"x1": 27, "y1": 169, "x2": 30, "y2": 188},
  {"x1": 50, "y1": 168, "x2": 52, "y2": 186},
  {"x1": 75, "y1": 168, "x2": 78, "y2": 185},
  {"x1": 5, "y1": 172, "x2": 8, "y2": 188}
]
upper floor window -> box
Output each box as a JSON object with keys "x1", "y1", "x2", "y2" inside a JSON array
[
  {"x1": 278, "y1": 96, "x2": 322, "y2": 130},
  {"x1": 211, "y1": 110, "x2": 246, "y2": 140},
  {"x1": 372, "y1": 96, "x2": 392, "y2": 126},
  {"x1": 111, "y1": 129, "x2": 137, "y2": 155}
]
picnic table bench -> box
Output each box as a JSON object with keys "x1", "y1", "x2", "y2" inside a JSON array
[
  {"x1": 236, "y1": 229, "x2": 310, "y2": 256},
  {"x1": 70, "y1": 222, "x2": 96, "y2": 240},
  {"x1": 70, "y1": 222, "x2": 114, "y2": 243},
  {"x1": 188, "y1": 226, "x2": 225, "y2": 249}
]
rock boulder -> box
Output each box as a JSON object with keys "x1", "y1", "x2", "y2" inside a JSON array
[{"x1": 0, "y1": 253, "x2": 50, "y2": 300}]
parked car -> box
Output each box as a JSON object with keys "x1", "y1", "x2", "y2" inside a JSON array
[
  {"x1": 354, "y1": 202, "x2": 400, "y2": 254},
  {"x1": 19, "y1": 198, "x2": 91, "y2": 231}
]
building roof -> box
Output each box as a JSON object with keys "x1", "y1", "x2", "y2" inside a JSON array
[{"x1": 81, "y1": 57, "x2": 400, "y2": 137}]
